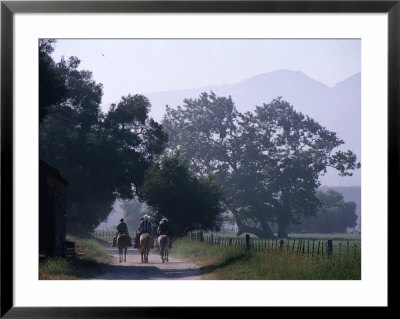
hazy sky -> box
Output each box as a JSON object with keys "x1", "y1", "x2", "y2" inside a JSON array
[{"x1": 50, "y1": 39, "x2": 360, "y2": 112}]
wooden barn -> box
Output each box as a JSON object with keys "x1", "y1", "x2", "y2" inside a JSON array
[{"x1": 39, "y1": 159, "x2": 73, "y2": 257}]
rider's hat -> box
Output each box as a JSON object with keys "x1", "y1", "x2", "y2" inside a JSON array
[
  {"x1": 161, "y1": 217, "x2": 168, "y2": 222},
  {"x1": 120, "y1": 218, "x2": 124, "y2": 222}
]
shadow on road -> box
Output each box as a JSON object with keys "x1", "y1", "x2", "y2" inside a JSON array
[
  {"x1": 94, "y1": 264, "x2": 201, "y2": 280},
  {"x1": 93, "y1": 243, "x2": 202, "y2": 280}
]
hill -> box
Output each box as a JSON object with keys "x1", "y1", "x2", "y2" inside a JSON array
[{"x1": 146, "y1": 69, "x2": 361, "y2": 187}]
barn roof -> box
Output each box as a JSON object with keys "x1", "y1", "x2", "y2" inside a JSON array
[{"x1": 39, "y1": 159, "x2": 69, "y2": 185}]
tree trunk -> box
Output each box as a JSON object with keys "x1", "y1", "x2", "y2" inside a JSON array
[
  {"x1": 236, "y1": 220, "x2": 275, "y2": 239},
  {"x1": 277, "y1": 220, "x2": 289, "y2": 238}
]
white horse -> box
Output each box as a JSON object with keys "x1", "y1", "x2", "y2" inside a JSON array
[{"x1": 157, "y1": 235, "x2": 170, "y2": 263}]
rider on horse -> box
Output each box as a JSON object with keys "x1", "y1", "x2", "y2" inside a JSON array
[
  {"x1": 157, "y1": 217, "x2": 172, "y2": 248},
  {"x1": 112, "y1": 218, "x2": 132, "y2": 247},
  {"x1": 134, "y1": 214, "x2": 154, "y2": 248}
]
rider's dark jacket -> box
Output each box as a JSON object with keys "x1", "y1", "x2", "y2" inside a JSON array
[
  {"x1": 157, "y1": 221, "x2": 169, "y2": 236},
  {"x1": 138, "y1": 218, "x2": 152, "y2": 234},
  {"x1": 117, "y1": 222, "x2": 128, "y2": 233}
]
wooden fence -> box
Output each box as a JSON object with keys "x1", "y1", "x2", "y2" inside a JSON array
[
  {"x1": 93, "y1": 230, "x2": 137, "y2": 239},
  {"x1": 188, "y1": 231, "x2": 360, "y2": 258}
]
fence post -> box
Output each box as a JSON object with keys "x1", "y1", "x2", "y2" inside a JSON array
[
  {"x1": 327, "y1": 240, "x2": 333, "y2": 259},
  {"x1": 200, "y1": 231, "x2": 204, "y2": 242},
  {"x1": 210, "y1": 234, "x2": 214, "y2": 246},
  {"x1": 279, "y1": 239, "x2": 284, "y2": 250},
  {"x1": 312, "y1": 240, "x2": 315, "y2": 257},
  {"x1": 245, "y1": 234, "x2": 250, "y2": 250}
]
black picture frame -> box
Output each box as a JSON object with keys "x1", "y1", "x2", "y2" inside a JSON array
[{"x1": 1, "y1": 0, "x2": 395, "y2": 317}]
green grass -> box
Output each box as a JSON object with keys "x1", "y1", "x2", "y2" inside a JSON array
[
  {"x1": 39, "y1": 235, "x2": 111, "y2": 280},
  {"x1": 171, "y1": 237, "x2": 361, "y2": 280}
]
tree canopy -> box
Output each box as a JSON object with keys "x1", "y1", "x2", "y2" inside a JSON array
[
  {"x1": 139, "y1": 154, "x2": 225, "y2": 237},
  {"x1": 163, "y1": 92, "x2": 360, "y2": 238},
  {"x1": 39, "y1": 40, "x2": 167, "y2": 234},
  {"x1": 39, "y1": 39, "x2": 68, "y2": 122},
  {"x1": 288, "y1": 189, "x2": 358, "y2": 233}
]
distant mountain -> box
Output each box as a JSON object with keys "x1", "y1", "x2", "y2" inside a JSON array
[
  {"x1": 146, "y1": 69, "x2": 361, "y2": 187},
  {"x1": 319, "y1": 185, "x2": 361, "y2": 226}
]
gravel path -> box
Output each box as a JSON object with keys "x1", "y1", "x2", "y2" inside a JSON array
[{"x1": 93, "y1": 246, "x2": 202, "y2": 280}]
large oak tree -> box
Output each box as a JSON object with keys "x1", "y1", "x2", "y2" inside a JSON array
[{"x1": 163, "y1": 92, "x2": 360, "y2": 238}]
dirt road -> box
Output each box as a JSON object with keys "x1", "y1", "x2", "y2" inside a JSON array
[{"x1": 93, "y1": 246, "x2": 202, "y2": 280}]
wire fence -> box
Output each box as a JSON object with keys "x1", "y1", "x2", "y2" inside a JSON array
[{"x1": 187, "y1": 231, "x2": 360, "y2": 258}]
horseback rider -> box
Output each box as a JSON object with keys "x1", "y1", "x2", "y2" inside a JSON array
[
  {"x1": 112, "y1": 218, "x2": 132, "y2": 247},
  {"x1": 134, "y1": 214, "x2": 154, "y2": 248},
  {"x1": 157, "y1": 217, "x2": 172, "y2": 248}
]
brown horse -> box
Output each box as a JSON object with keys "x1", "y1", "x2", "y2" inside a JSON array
[
  {"x1": 157, "y1": 235, "x2": 170, "y2": 263},
  {"x1": 139, "y1": 233, "x2": 152, "y2": 263},
  {"x1": 117, "y1": 233, "x2": 129, "y2": 263}
]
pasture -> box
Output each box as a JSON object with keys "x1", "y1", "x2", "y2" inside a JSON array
[
  {"x1": 172, "y1": 232, "x2": 361, "y2": 280},
  {"x1": 189, "y1": 231, "x2": 360, "y2": 258},
  {"x1": 92, "y1": 230, "x2": 361, "y2": 280}
]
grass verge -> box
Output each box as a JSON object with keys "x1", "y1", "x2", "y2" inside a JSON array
[
  {"x1": 171, "y1": 238, "x2": 361, "y2": 280},
  {"x1": 39, "y1": 235, "x2": 111, "y2": 280}
]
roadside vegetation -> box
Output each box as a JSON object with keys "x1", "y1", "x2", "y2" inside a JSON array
[
  {"x1": 171, "y1": 236, "x2": 361, "y2": 280},
  {"x1": 39, "y1": 235, "x2": 111, "y2": 280}
]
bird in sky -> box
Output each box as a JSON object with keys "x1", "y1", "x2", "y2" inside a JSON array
[{"x1": 101, "y1": 53, "x2": 105, "y2": 57}]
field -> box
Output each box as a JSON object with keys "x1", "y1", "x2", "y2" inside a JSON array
[
  {"x1": 172, "y1": 232, "x2": 361, "y2": 280},
  {"x1": 39, "y1": 235, "x2": 111, "y2": 280},
  {"x1": 90, "y1": 230, "x2": 361, "y2": 280}
]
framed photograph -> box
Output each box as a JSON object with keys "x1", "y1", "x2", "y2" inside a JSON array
[{"x1": 1, "y1": 0, "x2": 394, "y2": 317}]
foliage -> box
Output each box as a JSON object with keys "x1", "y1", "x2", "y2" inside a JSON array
[
  {"x1": 39, "y1": 39, "x2": 68, "y2": 122},
  {"x1": 139, "y1": 154, "x2": 225, "y2": 236},
  {"x1": 288, "y1": 189, "x2": 358, "y2": 233},
  {"x1": 163, "y1": 92, "x2": 360, "y2": 238},
  {"x1": 120, "y1": 198, "x2": 148, "y2": 231},
  {"x1": 39, "y1": 40, "x2": 167, "y2": 234}
]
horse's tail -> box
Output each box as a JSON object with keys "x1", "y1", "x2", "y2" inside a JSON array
[
  {"x1": 117, "y1": 233, "x2": 129, "y2": 248},
  {"x1": 140, "y1": 233, "x2": 151, "y2": 250},
  {"x1": 159, "y1": 235, "x2": 169, "y2": 254}
]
